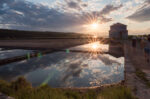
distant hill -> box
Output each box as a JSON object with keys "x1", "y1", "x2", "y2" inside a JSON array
[{"x1": 0, "y1": 29, "x2": 91, "y2": 39}]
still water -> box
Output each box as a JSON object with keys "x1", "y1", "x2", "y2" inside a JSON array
[
  {"x1": 0, "y1": 49, "x2": 33, "y2": 60},
  {"x1": 0, "y1": 42, "x2": 124, "y2": 87}
]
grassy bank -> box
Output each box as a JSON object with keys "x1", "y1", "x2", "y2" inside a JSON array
[{"x1": 0, "y1": 77, "x2": 137, "y2": 99}]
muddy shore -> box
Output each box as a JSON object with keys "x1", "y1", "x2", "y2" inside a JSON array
[{"x1": 0, "y1": 39, "x2": 91, "y2": 50}]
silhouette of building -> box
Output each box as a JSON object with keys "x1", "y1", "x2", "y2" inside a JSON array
[{"x1": 109, "y1": 23, "x2": 128, "y2": 39}]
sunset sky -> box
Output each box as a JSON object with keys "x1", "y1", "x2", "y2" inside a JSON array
[{"x1": 0, "y1": 0, "x2": 150, "y2": 36}]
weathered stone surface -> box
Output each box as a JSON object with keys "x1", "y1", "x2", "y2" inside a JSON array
[{"x1": 124, "y1": 43, "x2": 150, "y2": 99}]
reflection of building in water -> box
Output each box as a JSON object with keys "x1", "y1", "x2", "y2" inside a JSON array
[
  {"x1": 109, "y1": 43, "x2": 124, "y2": 58},
  {"x1": 109, "y1": 23, "x2": 128, "y2": 39}
]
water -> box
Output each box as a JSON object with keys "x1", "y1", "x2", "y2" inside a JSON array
[
  {"x1": 0, "y1": 49, "x2": 33, "y2": 60},
  {"x1": 68, "y1": 42, "x2": 109, "y2": 52},
  {"x1": 0, "y1": 42, "x2": 124, "y2": 88}
]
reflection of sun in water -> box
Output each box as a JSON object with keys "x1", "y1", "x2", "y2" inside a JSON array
[
  {"x1": 86, "y1": 40, "x2": 108, "y2": 58},
  {"x1": 90, "y1": 42, "x2": 101, "y2": 52},
  {"x1": 93, "y1": 35, "x2": 97, "y2": 38},
  {"x1": 89, "y1": 42, "x2": 101, "y2": 58},
  {"x1": 92, "y1": 43, "x2": 98, "y2": 50}
]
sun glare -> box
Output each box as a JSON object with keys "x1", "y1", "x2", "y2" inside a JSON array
[
  {"x1": 92, "y1": 43, "x2": 98, "y2": 50},
  {"x1": 93, "y1": 35, "x2": 97, "y2": 38},
  {"x1": 83, "y1": 21, "x2": 100, "y2": 32},
  {"x1": 90, "y1": 42, "x2": 100, "y2": 51},
  {"x1": 91, "y1": 23, "x2": 99, "y2": 29}
]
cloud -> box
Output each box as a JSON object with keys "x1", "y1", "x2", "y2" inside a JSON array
[
  {"x1": 62, "y1": 0, "x2": 88, "y2": 11},
  {"x1": 65, "y1": 0, "x2": 83, "y2": 10},
  {"x1": 100, "y1": 4, "x2": 123, "y2": 15},
  {"x1": 0, "y1": 0, "x2": 86, "y2": 31},
  {"x1": 0, "y1": 0, "x2": 122, "y2": 31},
  {"x1": 82, "y1": 4, "x2": 123, "y2": 23},
  {"x1": 146, "y1": 0, "x2": 150, "y2": 3},
  {"x1": 99, "y1": 16, "x2": 112, "y2": 23},
  {"x1": 67, "y1": 1, "x2": 81, "y2": 9},
  {"x1": 127, "y1": 6, "x2": 150, "y2": 22},
  {"x1": 127, "y1": 0, "x2": 150, "y2": 22}
]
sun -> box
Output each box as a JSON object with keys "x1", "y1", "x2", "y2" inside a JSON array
[
  {"x1": 82, "y1": 21, "x2": 100, "y2": 32},
  {"x1": 91, "y1": 23, "x2": 99, "y2": 29}
]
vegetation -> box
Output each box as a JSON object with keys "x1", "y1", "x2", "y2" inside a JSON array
[
  {"x1": 0, "y1": 77, "x2": 137, "y2": 99},
  {"x1": 0, "y1": 29, "x2": 92, "y2": 39},
  {"x1": 97, "y1": 86, "x2": 137, "y2": 99},
  {"x1": 135, "y1": 68, "x2": 150, "y2": 87},
  {"x1": 128, "y1": 34, "x2": 150, "y2": 39}
]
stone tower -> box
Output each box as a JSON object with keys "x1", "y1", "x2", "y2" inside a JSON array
[{"x1": 109, "y1": 23, "x2": 128, "y2": 39}]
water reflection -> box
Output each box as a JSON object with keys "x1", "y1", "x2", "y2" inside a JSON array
[
  {"x1": 109, "y1": 43, "x2": 124, "y2": 58},
  {"x1": 69, "y1": 41, "x2": 108, "y2": 52},
  {"x1": 0, "y1": 42, "x2": 124, "y2": 87},
  {"x1": 0, "y1": 49, "x2": 33, "y2": 60}
]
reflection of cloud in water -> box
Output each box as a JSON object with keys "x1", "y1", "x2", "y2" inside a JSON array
[
  {"x1": 98, "y1": 55, "x2": 122, "y2": 66},
  {"x1": 82, "y1": 55, "x2": 124, "y2": 86},
  {"x1": 92, "y1": 69, "x2": 102, "y2": 73},
  {"x1": 0, "y1": 50, "x2": 124, "y2": 87},
  {"x1": 61, "y1": 62, "x2": 83, "y2": 82}
]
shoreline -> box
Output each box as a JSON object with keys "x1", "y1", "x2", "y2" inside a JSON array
[{"x1": 59, "y1": 80, "x2": 125, "y2": 92}]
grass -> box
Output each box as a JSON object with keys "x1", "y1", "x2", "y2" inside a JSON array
[
  {"x1": 97, "y1": 86, "x2": 137, "y2": 99},
  {"x1": 0, "y1": 77, "x2": 137, "y2": 99},
  {"x1": 135, "y1": 68, "x2": 150, "y2": 87}
]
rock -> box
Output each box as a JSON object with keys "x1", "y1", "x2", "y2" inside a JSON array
[{"x1": 0, "y1": 93, "x2": 14, "y2": 99}]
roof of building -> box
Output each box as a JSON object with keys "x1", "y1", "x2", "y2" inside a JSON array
[{"x1": 111, "y1": 23, "x2": 127, "y2": 27}]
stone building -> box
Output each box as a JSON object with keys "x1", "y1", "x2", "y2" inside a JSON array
[{"x1": 109, "y1": 23, "x2": 128, "y2": 39}]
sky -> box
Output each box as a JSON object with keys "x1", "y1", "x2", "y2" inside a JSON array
[{"x1": 0, "y1": 0, "x2": 150, "y2": 36}]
